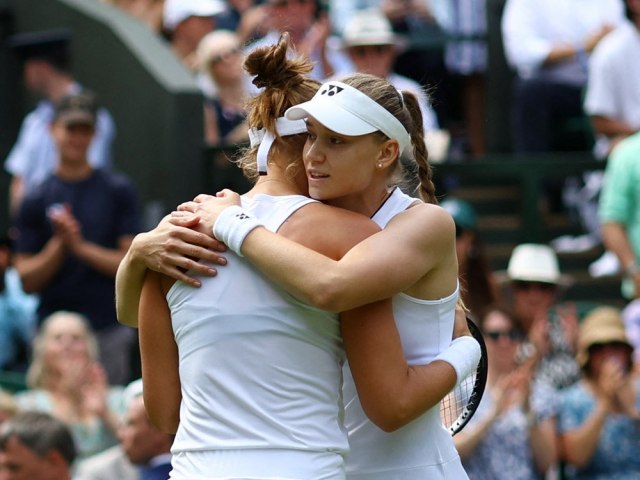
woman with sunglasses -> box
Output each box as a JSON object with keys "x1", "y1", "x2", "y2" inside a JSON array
[
  {"x1": 162, "y1": 73, "x2": 474, "y2": 478},
  {"x1": 454, "y1": 304, "x2": 558, "y2": 479},
  {"x1": 123, "y1": 36, "x2": 478, "y2": 480}
]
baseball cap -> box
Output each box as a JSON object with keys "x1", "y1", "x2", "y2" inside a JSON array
[
  {"x1": 163, "y1": 0, "x2": 226, "y2": 31},
  {"x1": 53, "y1": 92, "x2": 98, "y2": 127},
  {"x1": 285, "y1": 80, "x2": 411, "y2": 154},
  {"x1": 342, "y1": 9, "x2": 401, "y2": 48}
]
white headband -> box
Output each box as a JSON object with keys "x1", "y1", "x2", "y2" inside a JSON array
[
  {"x1": 248, "y1": 117, "x2": 307, "y2": 175},
  {"x1": 285, "y1": 81, "x2": 411, "y2": 154}
]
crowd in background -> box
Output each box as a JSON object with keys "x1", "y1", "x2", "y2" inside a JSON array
[{"x1": 1, "y1": 0, "x2": 640, "y2": 478}]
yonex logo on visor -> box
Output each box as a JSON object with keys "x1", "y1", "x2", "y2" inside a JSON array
[{"x1": 285, "y1": 81, "x2": 411, "y2": 154}]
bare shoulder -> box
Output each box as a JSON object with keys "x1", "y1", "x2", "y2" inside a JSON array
[
  {"x1": 389, "y1": 202, "x2": 456, "y2": 238},
  {"x1": 280, "y1": 202, "x2": 380, "y2": 259}
]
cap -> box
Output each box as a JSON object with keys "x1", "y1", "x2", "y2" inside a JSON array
[
  {"x1": 163, "y1": 0, "x2": 226, "y2": 31},
  {"x1": 53, "y1": 92, "x2": 98, "y2": 127},
  {"x1": 342, "y1": 8, "x2": 401, "y2": 48},
  {"x1": 441, "y1": 198, "x2": 477, "y2": 230},
  {"x1": 577, "y1": 306, "x2": 633, "y2": 367},
  {"x1": 285, "y1": 80, "x2": 411, "y2": 154},
  {"x1": 7, "y1": 29, "x2": 71, "y2": 69},
  {"x1": 507, "y1": 243, "x2": 562, "y2": 285}
]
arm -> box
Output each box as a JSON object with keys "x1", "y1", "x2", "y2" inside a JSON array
[
  {"x1": 601, "y1": 222, "x2": 640, "y2": 297},
  {"x1": 13, "y1": 237, "x2": 66, "y2": 293},
  {"x1": 590, "y1": 115, "x2": 636, "y2": 140},
  {"x1": 138, "y1": 270, "x2": 181, "y2": 433},
  {"x1": 115, "y1": 213, "x2": 225, "y2": 327},
  {"x1": 182, "y1": 194, "x2": 457, "y2": 312},
  {"x1": 342, "y1": 299, "x2": 465, "y2": 432}
]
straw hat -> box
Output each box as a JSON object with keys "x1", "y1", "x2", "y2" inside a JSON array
[{"x1": 576, "y1": 306, "x2": 633, "y2": 367}]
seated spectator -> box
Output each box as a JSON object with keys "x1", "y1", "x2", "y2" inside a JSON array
[
  {"x1": 0, "y1": 411, "x2": 76, "y2": 480},
  {"x1": 0, "y1": 235, "x2": 37, "y2": 373},
  {"x1": 246, "y1": 0, "x2": 351, "y2": 83},
  {"x1": 441, "y1": 197, "x2": 500, "y2": 319},
  {"x1": 5, "y1": 29, "x2": 115, "y2": 216},
  {"x1": 455, "y1": 304, "x2": 558, "y2": 479},
  {"x1": 15, "y1": 311, "x2": 125, "y2": 463},
  {"x1": 340, "y1": 8, "x2": 439, "y2": 133},
  {"x1": 162, "y1": 0, "x2": 226, "y2": 70},
  {"x1": 117, "y1": 379, "x2": 173, "y2": 479},
  {"x1": 11, "y1": 92, "x2": 142, "y2": 385},
  {"x1": 584, "y1": 0, "x2": 640, "y2": 159},
  {"x1": 215, "y1": 0, "x2": 270, "y2": 44},
  {"x1": 501, "y1": 0, "x2": 625, "y2": 153},
  {"x1": 503, "y1": 243, "x2": 581, "y2": 389},
  {"x1": 556, "y1": 306, "x2": 640, "y2": 479},
  {"x1": 196, "y1": 30, "x2": 249, "y2": 146}
]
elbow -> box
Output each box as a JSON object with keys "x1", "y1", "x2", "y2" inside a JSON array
[
  {"x1": 361, "y1": 397, "x2": 416, "y2": 433},
  {"x1": 304, "y1": 281, "x2": 347, "y2": 313}
]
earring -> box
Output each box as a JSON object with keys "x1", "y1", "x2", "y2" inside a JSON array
[{"x1": 377, "y1": 162, "x2": 384, "y2": 169}]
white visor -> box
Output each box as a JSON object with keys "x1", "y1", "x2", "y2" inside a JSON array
[
  {"x1": 248, "y1": 117, "x2": 307, "y2": 175},
  {"x1": 285, "y1": 81, "x2": 410, "y2": 154}
]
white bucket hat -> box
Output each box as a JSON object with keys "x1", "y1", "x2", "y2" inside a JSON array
[
  {"x1": 342, "y1": 8, "x2": 401, "y2": 48},
  {"x1": 507, "y1": 243, "x2": 563, "y2": 285},
  {"x1": 285, "y1": 80, "x2": 411, "y2": 154}
]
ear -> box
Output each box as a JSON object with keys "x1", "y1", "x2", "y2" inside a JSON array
[{"x1": 376, "y1": 139, "x2": 400, "y2": 170}]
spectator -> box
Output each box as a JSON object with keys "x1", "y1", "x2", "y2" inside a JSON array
[
  {"x1": 455, "y1": 304, "x2": 558, "y2": 479},
  {"x1": 162, "y1": 0, "x2": 226, "y2": 70},
  {"x1": 245, "y1": 0, "x2": 351, "y2": 83},
  {"x1": 11, "y1": 92, "x2": 142, "y2": 385},
  {"x1": 441, "y1": 197, "x2": 500, "y2": 319},
  {"x1": 117, "y1": 380, "x2": 173, "y2": 480},
  {"x1": 0, "y1": 392, "x2": 18, "y2": 425},
  {"x1": 556, "y1": 306, "x2": 640, "y2": 479},
  {"x1": 444, "y1": 0, "x2": 487, "y2": 158},
  {"x1": 504, "y1": 243, "x2": 581, "y2": 389},
  {"x1": 15, "y1": 311, "x2": 125, "y2": 463},
  {"x1": 501, "y1": 0, "x2": 625, "y2": 153},
  {"x1": 584, "y1": 0, "x2": 640, "y2": 159},
  {"x1": 340, "y1": 8, "x2": 439, "y2": 133},
  {"x1": 196, "y1": 30, "x2": 249, "y2": 146},
  {"x1": 0, "y1": 236, "x2": 37, "y2": 373},
  {"x1": 4, "y1": 29, "x2": 115, "y2": 216},
  {"x1": 598, "y1": 132, "x2": 640, "y2": 301},
  {"x1": 0, "y1": 411, "x2": 76, "y2": 480},
  {"x1": 215, "y1": 0, "x2": 270, "y2": 44}
]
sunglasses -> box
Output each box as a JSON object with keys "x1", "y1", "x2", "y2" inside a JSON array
[
  {"x1": 209, "y1": 47, "x2": 241, "y2": 65},
  {"x1": 485, "y1": 330, "x2": 522, "y2": 342},
  {"x1": 512, "y1": 281, "x2": 556, "y2": 292},
  {"x1": 349, "y1": 45, "x2": 393, "y2": 57},
  {"x1": 271, "y1": 0, "x2": 311, "y2": 7}
]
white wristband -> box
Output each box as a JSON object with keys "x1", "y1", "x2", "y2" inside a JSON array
[
  {"x1": 434, "y1": 336, "x2": 481, "y2": 386},
  {"x1": 212, "y1": 205, "x2": 263, "y2": 256}
]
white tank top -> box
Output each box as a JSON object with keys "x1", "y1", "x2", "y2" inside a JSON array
[
  {"x1": 168, "y1": 194, "x2": 348, "y2": 479},
  {"x1": 343, "y1": 188, "x2": 468, "y2": 479}
]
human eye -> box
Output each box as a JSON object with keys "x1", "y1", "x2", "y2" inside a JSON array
[{"x1": 329, "y1": 136, "x2": 343, "y2": 145}]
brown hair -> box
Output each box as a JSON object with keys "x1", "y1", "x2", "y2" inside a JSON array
[
  {"x1": 236, "y1": 33, "x2": 321, "y2": 181},
  {"x1": 337, "y1": 73, "x2": 437, "y2": 204}
]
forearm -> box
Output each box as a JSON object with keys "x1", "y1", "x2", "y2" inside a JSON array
[
  {"x1": 72, "y1": 238, "x2": 132, "y2": 277},
  {"x1": 14, "y1": 237, "x2": 65, "y2": 292},
  {"x1": 601, "y1": 223, "x2": 636, "y2": 269},
  {"x1": 544, "y1": 44, "x2": 583, "y2": 66},
  {"x1": 115, "y1": 246, "x2": 148, "y2": 327},
  {"x1": 561, "y1": 402, "x2": 609, "y2": 467},
  {"x1": 454, "y1": 408, "x2": 498, "y2": 458},
  {"x1": 530, "y1": 418, "x2": 557, "y2": 473},
  {"x1": 591, "y1": 116, "x2": 636, "y2": 139}
]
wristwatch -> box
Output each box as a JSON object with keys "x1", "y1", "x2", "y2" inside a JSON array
[{"x1": 625, "y1": 261, "x2": 640, "y2": 277}]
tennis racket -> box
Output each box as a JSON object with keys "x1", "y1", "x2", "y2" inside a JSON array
[{"x1": 440, "y1": 316, "x2": 488, "y2": 436}]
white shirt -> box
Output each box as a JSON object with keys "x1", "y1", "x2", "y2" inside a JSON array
[
  {"x1": 501, "y1": 0, "x2": 625, "y2": 84},
  {"x1": 584, "y1": 21, "x2": 640, "y2": 157}
]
